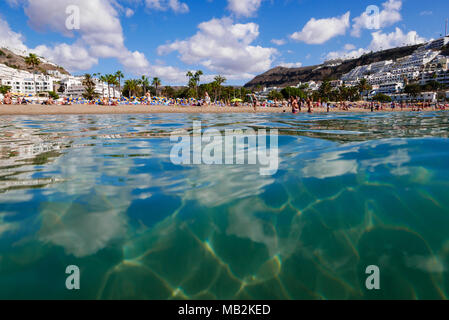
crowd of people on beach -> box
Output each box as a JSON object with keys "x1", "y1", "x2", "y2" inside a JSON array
[
  {"x1": 1, "y1": 90, "x2": 448, "y2": 112},
  {"x1": 252, "y1": 95, "x2": 448, "y2": 113},
  {"x1": 0, "y1": 91, "x2": 55, "y2": 106}
]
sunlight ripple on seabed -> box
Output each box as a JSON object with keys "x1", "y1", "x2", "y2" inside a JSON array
[{"x1": 0, "y1": 112, "x2": 449, "y2": 299}]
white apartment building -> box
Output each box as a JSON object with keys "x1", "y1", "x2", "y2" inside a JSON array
[
  {"x1": 330, "y1": 80, "x2": 343, "y2": 88},
  {"x1": 0, "y1": 63, "x2": 56, "y2": 94},
  {"x1": 341, "y1": 65, "x2": 365, "y2": 82},
  {"x1": 323, "y1": 59, "x2": 344, "y2": 67},
  {"x1": 342, "y1": 43, "x2": 441, "y2": 86},
  {"x1": 420, "y1": 70, "x2": 449, "y2": 87},
  {"x1": 370, "y1": 60, "x2": 394, "y2": 74},
  {"x1": 394, "y1": 48, "x2": 440, "y2": 69},
  {"x1": 342, "y1": 60, "x2": 393, "y2": 82},
  {"x1": 59, "y1": 76, "x2": 120, "y2": 99},
  {"x1": 426, "y1": 36, "x2": 449, "y2": 50},
  {"x1": 302, "y1": 81, "x2": 321, "y2": 91},
  {"x1": 376, "y1": 82, "x2": 404, "y2": 95},
  {"x1": 390, "y1": 92, "x2": 437, "y2": 102},
  {"x1": 424, "y1": 56, "x2": 449, "y2": 71},
  {"x1": 0, "y1": 62, "x2": 119, "y2": 98},
  {"x1": 368, "y1": 70, "x2": 420, "y2": 85},
  {"x1": 47, "y1": 70, "x2": 65, "y2": 78},
  {"x1": 1, "y1": 75, "x2": 54, "y2": 94},
  {"x1": 342, "y1": 80, "x2": 359, "y2": 87},
  {"x1": 440, "y1": 57, "x2": 449, "y2": 70},
  {"x1": 59, "y1": 77, "x2": 84, "y2": 98}
]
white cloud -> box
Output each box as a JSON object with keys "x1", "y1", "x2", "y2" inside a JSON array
[
  {"x1": 420, "y1": 11, "x2": 432, "y2": 16},
  {"x1": 0, "y1": 17, "x2": 29, "y2": 54},
  {"x1": 344, "y1": 44, "x2": 356, "y2": 51},
  {"x1": 326, "y1": 28, "x2": 426, "y2": 60},
  {"x1": 271, "y1": 39, "x2": 286, "y2": 46},
  {"x1": 4, "y1": 0, "x2": 151, "y2": 73},
  {"x1": 145, "y1": 0, "x2": 189, "y2": 14},
  {"x1": 39, "y1": 207, "x2": 128, "y2": 258},
  {"x1": 2, "y1": 0, "x2": 193, "y2": 84},
  {"x1": 157, "y1": 17, "x2": 277, "y2": 78},
  {"x1": 326, "y1": 47, "x2": 367, "y2": 61},
  {"x1": 291, "y1": 12, "x2": 350, "y2": 44},
  {"x1": 145, "y1": 64, "x2": 188, "y2": 84},
  {"x1": 302, "y1": 149, "x2": 358, "y2": 179},
  {"x1": 351, "y1": 0, "x2": 402, "y2": 37},
  {"x1": 125, "y1": 8, "x2": 135, "y2": 17},
  {"x1": 0, "y1": 10, "x2": 189, "y2": 85},
  {"x1": 278, "y1": 62, "x2": 302, "y2": 68},
  {"x1": 3, "y1": 1, "x2": 260, "y2": 84},
  {"x1": 34, "y1": 42, "x2": 99, "y2": 70},
  {"x1": 369, "y1": 27, "x2": 426, "y2": 51},
  {"x1": 227, "y1": 0, "x2": 263, "y2": 17},
  {"x1": 405, "y1": 255, "x2": 445, "y2": 273}
]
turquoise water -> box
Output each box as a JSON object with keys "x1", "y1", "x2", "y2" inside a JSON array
[{"x1": 0, "y1": 112, "x2": 449, "y2": 300}]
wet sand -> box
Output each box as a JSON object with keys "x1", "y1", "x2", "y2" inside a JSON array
[{"x1": 0, "y1": 104, "x2": 433, "y2": 115}]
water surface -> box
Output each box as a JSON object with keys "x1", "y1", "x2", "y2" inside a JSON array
[{"x1": 1, "y1": 112, "x2": 449, "y2": 300}]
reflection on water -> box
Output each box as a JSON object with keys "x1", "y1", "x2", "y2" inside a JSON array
[{"x1": 0, "y1": 112, "x2": 449, "y2": 299}]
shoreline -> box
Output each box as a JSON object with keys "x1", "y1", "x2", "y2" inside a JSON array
[{"x1": 0, "y1": 104, "x2": 444, "y2": 116}]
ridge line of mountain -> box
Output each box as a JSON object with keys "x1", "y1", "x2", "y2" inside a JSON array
[{"x1": 244, "y1": 44, "x2": 425, "y2": 89}]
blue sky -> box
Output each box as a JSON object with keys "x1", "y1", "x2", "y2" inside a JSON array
[{"x1": 0, "y1": 0, "x2": 448, "y2": 85}]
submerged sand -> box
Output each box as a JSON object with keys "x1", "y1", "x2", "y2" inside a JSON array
[{"x1": 0, "y1": 104, "x2": 433, "y2": 115}]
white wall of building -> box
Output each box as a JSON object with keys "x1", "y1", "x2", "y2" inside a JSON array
[
  {"x1": 1, "y1": 76, "x2": 53, "y2": 94},
  {"x1": 420, "y1": 70, "x2": 449, "y2": 86},
  {"x1": 0, "y1": 63, "x2": 56, "y2": 94},
  {"x1": 390, "y1": 92, "x2": 438, "y2": 102},
  {"x1": 59, "y1": 76, "x2": 120, "y2": 99}
]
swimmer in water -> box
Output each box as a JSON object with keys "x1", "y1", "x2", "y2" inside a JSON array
[{"x1": 291, "y1": 97, "x2": 299, "y2": 114}]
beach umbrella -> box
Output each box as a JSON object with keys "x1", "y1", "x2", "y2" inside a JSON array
[{"x1": 231, "y1": 98, "x2": 243, "y2": 103}]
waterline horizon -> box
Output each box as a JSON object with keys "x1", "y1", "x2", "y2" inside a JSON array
[{"x1": 0, "y1": 104, "x2": 447, "y2": 116}]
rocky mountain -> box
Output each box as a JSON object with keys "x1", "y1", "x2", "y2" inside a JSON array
[
  {"x1": 0, "y1": 47, "x2": 70, "y2": 76},
  {"x1": 244, "y1": 44, "x2": 422, "y2": 89}
]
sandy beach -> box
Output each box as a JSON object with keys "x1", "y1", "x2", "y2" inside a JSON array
[{"x1": 0, "y1": 104, "x2": 433, "y2": 115}]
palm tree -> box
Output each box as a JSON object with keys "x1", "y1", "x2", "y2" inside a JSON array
[
  {"x1": 186, "y1": 70, "x2": 203, "y2": 97},
  {"x1": 24, "y1": 53, "x2": 41, "y2": 94},
  {"x1": 115, "y1": 71, "x2": 124, "y2": 98},
  {"x1": 104, "y1": 74, "x2": 112, "y2": 98},
  {"x1": 186, "y1": 71, "x2": 194, "y2": 86},
  {"x1": 404, "y1": 83, "x2": 421, "y2": 101},
  {"x1": 194, "y1": 70, "x2": 203, "y2": 97},
  {"x1": 152, "y1": 77, "x2": 161, "y2": 96},
  {"x1": 99, "y1": 75, "x2": 107, "y2": 98},
  {"x1": 82, "y1": 74, "x2": 98, "y2": 100},
  {"x1": 357, "y1": 78, "x2": 372, "y2": 96},
  {"x1": 140, "y1": 76, "x2": 150, "y2": 96},
  {"x1": 124, "y1": 79, "x2": 140, "y2": 98},
  {"x1": 214, "y1": 75, "x2": 226, "y2": 100},
  {"x1": 318, "y1": 80, "x2": 332, "y2": 101},
  {"x1": 108, "y1": 75, "x2": 119, "y2": 98}
]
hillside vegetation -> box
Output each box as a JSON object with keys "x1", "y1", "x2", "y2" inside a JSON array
[{"x1": 0, "y1": 48, "x2": 69, "y2": 75}]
